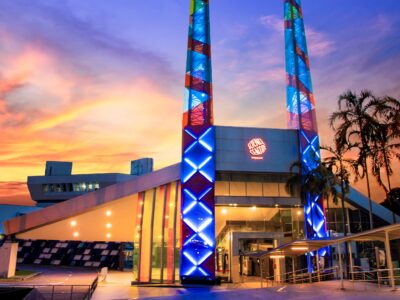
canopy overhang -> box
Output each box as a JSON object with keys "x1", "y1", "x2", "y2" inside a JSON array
[{"x1": 260, "y1": 223, "x2": 400, "y2": 258}]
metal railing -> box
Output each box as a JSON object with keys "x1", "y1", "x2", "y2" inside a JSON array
[
  {"x1": 260, "y1": 266, "x2": 339, "y2": 287},
  {"x1": 1, "y1": 276, "x2": 99, "y2": 300},
  {"x1": 259, "y1": 265, "x2": 400, "y2": 290},
  {"x1": 349, "y1": 267, "x2": 400, "y2": 290}
]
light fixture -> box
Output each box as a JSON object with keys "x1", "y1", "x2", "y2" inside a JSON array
[
  {"x1": 170, "y1": 203, "x2": 174, "y2": 207},
  {"x1": 106, "y1": 233, "x2": 111, "y2": 238},
  {"x1": 138, "y1": 214, "x2": 142, "y2": 218},
  {"x1": 106, "y1": 210, "x2": 112, "y2": 216},
  {"x1": 221, "y1": 208, "x2": 227, "y2": 215},
  {"x1": 70, "y1": 220, "x2": 77, "y2": 227},
  {"x1": 291, "y1": 246, "x2": 309, "y2": 251},
  {"x1": 251, "y1": 206, "x2": 257, "y2": 211},
  {"x1": 270, "y1": 255, "x2": 285, "y2": 259},
  {"x1": 165, "y1": 215, "x2": 169, "y2": 219},
  {"x1": 136, "y1": 225, "x2": 141, "y2": 229},
  {"x1": 73, "y1": 232, "x2": 79, "y2": 237},
  {"x1": 140, "y1": 201, "x2": 144, "y2": 206},
  {"x1": 275, "y1": 204, "x2": 279, "y2": 207},
  {"x1": 106, "y1": 223, "x2": 112, "y2": 228},
  {"x1": 297, "y1": 210, "x2": 302, "y2": 215}
]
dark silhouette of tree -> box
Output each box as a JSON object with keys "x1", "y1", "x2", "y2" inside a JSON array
[
  {"x1": 330, "y1": 90, "x2": 381, "y2": 229},
  {"x1": 370, "y1": 96, "x2": 400, "y2": 223},
  {"x1": 286, "y1": 160, "x2": 338, "y2": 233},
  {"x1": 381, "y1": 188, "x2": 400, "y2": 217},
  {"x1": 321, "y1": 143, "x2": 356, "y2": 237}
]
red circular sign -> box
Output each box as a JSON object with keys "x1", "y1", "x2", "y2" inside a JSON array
[{"x1": 247, "y1": 138, "x2": 267, "y2": 160}]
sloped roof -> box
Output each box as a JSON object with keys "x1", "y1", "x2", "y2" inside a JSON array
[{"x1": 4, "y1": 163, "x2": 180, "y2": 235}]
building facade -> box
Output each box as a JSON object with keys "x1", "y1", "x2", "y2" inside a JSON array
[
  {"x1": 28, "y1": 159, "x2": 153, "y2": 206},
  {"x1": 2, "y1": 0, "x2": 399, "y2": 284},
  {"x1": 3, "y1": 126, "x2": 397, "y2": 283}
]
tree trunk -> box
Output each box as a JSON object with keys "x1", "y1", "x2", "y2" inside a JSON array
[
  {"x1": 341, "y1": 182, "x2": 349, "y2": 278},
  {"x1": 364, "y1": 159, "x2": 374, "y2": 229},
  {"x1": 383, "y1": 152, "x2": 396, "y2": 224},
  {"x1": 358, "y1": 117, "x2": 374, "y2": 230},
  {"x1": 341, "y1": 183, "x2": 348, "y2": 237}
]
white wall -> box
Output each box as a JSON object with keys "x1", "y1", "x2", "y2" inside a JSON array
[{"x1": 0, "y1": 242, "x2": 18, "y2": 278}]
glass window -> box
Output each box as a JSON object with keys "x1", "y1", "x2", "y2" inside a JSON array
[
  {"x1": 42, "y1": 184, "x2": 49, "y2": 193},
  {"x1": 230, "y1": 182, "x2": 246, "y2": 196},
  {"x1": 163, "y1": 183, "x2": 176, "y2": 282},
  {"x1": 175, "y1": 183, "x2": 181, "y2": 282},
  {"x1": 215, "y1": 181, "x2": 229, "y2": 196},
  {"x1": 246, "y1": 182, "x2": 262, "y2": 196},
  {"x1": 151, "y1": 186, "x2": 165, "y2": 282},
  {"x1": 133, "y1": 193, "x2": 144, "y2": 281},
  {"x1": 55, "y1": 184, "x2": 62, "y2": 192},
  {"x1": 262, "y1": 183, "x2": 279, "y2": 197},
  {"x1": 139, "y1": 189, "x2": 155, "y2": 282}
]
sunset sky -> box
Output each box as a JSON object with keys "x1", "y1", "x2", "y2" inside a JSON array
[{"x1": 1, "y1": 0, "x2": 399, "y2": 206}]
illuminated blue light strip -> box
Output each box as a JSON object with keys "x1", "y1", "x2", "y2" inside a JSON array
[
  {"x1": 181, "y1": 0, "x2": 216, "y2": 282},
  {"x1": 285, "y1": 0, "x2": 330, "y2": 271},
  {"x1": 185, "y1": 266, "x2": 197, "y2": 276},
  {"x1": 198, "y1": 232, "x2": 214, "y2": 247},
  {"x1": 199, "y1": 202, "x2": 213, "y2": 215},
  {"x1": 198, "y1": 267, "x2": 209, "y2": 276}
]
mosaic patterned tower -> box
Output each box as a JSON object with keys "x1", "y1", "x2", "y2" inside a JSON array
[
  {"x1": 284, "y1": 0, "x2": 329, "y2": 248},
  {"x1": 180, "y1": 0, "x2": 216, "y2": 283}
]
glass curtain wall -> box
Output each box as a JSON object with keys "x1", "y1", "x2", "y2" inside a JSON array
[
  {"x1": 174, "y1": 183, "x2": 181, "y2": 282},
  {"x1": 139, "y1": 188, "x2": 155, "y2": 282},
  {"x1": 151, "y1": 186, "x2": 165, "y2": 282},
  {"x1": 133, "y1": 192, "x2": 144, "y2": 280},
  {"x1": 136, "y1": 181, "x2": 181, "y2": 283}
]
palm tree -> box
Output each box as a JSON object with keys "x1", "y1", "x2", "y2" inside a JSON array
[
  {"x1": 286, "y1": 159, "x2": 339, "y2": 271},
  {"x1": 382, "y1": 188, "x2": 400, "y2": 216},
  {"x1": 370, "y1": 96, "x2": 400, "y2": 223},
  {"x1": 330, "y1": 90, "x2": 381, "y2": 229},
  {"x1": 286, "y1": 160, "x2": 339, "y2": 234},
  {"x1": 321, "y1": 143, "x2": 355, "y2": 237}
]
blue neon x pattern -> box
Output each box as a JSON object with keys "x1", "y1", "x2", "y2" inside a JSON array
[{"x1": 180, "y1": 126, "x2": 215, "y2": 279}]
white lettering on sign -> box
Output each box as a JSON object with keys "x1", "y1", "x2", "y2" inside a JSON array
[{"x1": 247, "y1": 138, "x2": 267, "y2": 160}]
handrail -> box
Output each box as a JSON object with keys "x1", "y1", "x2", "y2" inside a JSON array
[
  {"x1": 85, "y1": 275, "x2": 99, "y2": 299},
  {"x1": 0, "y1": 276, "x2": 99, "y2": 300},
  {"x1": 260, "y1": 266, "x2": 339, "y2": 287},
  {"x1": 260, "y1": 265, "x2": 400, "y2": 289},
  {"x1": 349, "y1": 267, "x2": 400, "y2": 284}
]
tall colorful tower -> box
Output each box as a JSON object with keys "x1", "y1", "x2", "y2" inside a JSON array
[
  {"x1": 284, "y1": 0, "x2": 329, "y2": 248},
  {"x1": 180, "y1": 0, "x2": 216, "y2": 283}
]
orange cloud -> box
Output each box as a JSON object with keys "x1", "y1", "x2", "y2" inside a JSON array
[
  {"x1": 0, "y1": 182, "x2": 35, "y2": 206},
  {"x1": 27, "y1": 98, "x2": 113, "y2": 132}
]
